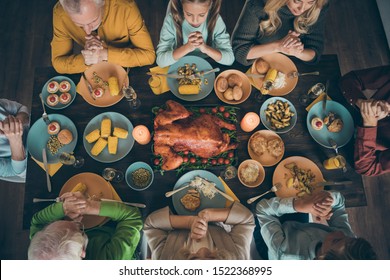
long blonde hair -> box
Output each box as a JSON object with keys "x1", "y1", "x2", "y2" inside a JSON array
[
  {"x1": 169, "y1": 0, "x2": 222, "y2": 46},
  {"x1": 259, "y1": 0, "x2": 328, "y2": 36}
]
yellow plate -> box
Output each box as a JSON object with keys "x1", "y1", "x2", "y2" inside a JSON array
[
  {"x1": 248, "y1": 130, "x2": 284, "y2": 167},
  {"x1": 251, "y1": 53, "x2": 298, "y2": 96},
  {"x1": 77, "y1": 62, "x2": 129, "y2": 107},
  {"x1": 60, "y1": 172, "x2": 113, "y2": 229},
  {"x1": 272, "y1": 156, "x2": 324, "y2": 198}
]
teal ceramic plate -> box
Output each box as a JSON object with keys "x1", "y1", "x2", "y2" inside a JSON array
[
  {"x1": 307, "y1": 100, "x2": 354, "y2": 148},
  {"x1": 41, "y1": 76, "x2": 76, "y2": 109},
  {"x1": 172, "y1": 170, "x2": 226, "y2": 216},
  {"x1": 125, "y1": 161, "x2": 154, "y2": 191},
  {"x1": 260, "y1": 96, "x2": 297, "y2": 134},
  {"x1": 83, "y1": 112, "x2": 134, "y2": 163},
  {"x1": 167, "y1": 56, "x2": 215, "y2": 102},
  {"x1": 27, "y1": 114, "x2": 78, "y2": 163}
]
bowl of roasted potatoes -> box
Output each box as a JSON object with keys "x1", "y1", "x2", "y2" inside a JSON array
[
  {"x1": 214, "y1": 69, "x2": 251, "y2": 105},
  {"x1": 260, "y1": 97, "x2": 297, "y2": 134}
]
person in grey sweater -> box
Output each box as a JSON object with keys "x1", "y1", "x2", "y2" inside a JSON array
[{"x1": 232, "y1": 0, "x2": 330, "y2": 66}]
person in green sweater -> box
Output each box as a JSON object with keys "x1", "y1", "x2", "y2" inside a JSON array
[
  {"x1": 232, "y1": 0, "x2": 330, "y2": 66},
  {"x1": 28, "y1": 192, "x2": 143, "y2": 260}
]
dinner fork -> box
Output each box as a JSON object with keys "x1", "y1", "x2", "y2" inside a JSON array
[
  {"x1": 287, "y1": 71, "x2": 320, "y2": 79},
  {"x1": 33, "y1": 197, "x2": 61, "y2": 203},
  {"x1": 328, "y1": 138, "x2": 347, "y2": 173},
  {"x1": 39, "y1": 93, "x2": 50, "y2": 125},
  {"x1": 246, "y1": 183, "x2": 280, "y2": 204}
]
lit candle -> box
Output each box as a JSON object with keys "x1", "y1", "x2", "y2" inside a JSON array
[
  {"x1": 240, "y1": 112, "x2": 260, "y2": 132},
  {"x1": 132, "y1": 125, "x2": 151, "y2": 145}
]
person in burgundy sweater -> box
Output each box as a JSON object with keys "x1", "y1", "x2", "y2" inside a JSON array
[{"x1": 340, "y1": 65, "x2": 390, "y2": 176}]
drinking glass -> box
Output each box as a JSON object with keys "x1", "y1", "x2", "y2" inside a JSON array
[
  {"x1": 299, "y1": 83, "x2": 325, "y2": 106},
  {"x1": 220, "y1": 165, "x2": 238, "y2": 180},
  {"x1": 323, "y1": 155, "x2": 346, "y2": 170},
  {"x1": 254, "y1": 90, "x2": 267, "y2": 103},
  {"x1": 122, "y1": 85, "x2": 141, "y2": 110},
  {"x1": 58, "y1": 152, "x2": 84, "y2": 168},
  {"x1": 102, "y1": 168, "x2": 124, "y2": 183}
]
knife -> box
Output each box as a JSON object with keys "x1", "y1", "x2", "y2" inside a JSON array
[
  {"x1": 314, "y1": 180, "x2": 353, "y2": 187},
  {"x1": 82, "y1": 72, "x2": 96, "y2": 100},
  {"x1": 42, "y1": 148, "x2": 52, "y2": 193},
  {"x1": 322, "y1": 80, "x2": 329, "y2": 113},
  {"x1": 100, "y1": 198, "x2": 146, "y2": 208}
]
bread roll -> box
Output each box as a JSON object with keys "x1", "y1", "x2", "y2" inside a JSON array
[
  {"x1": 85, "y1": 129, "x2": 100, "y2": 143},
  {"x1": 227, "y1": 74, "x2": 242, "y2": 87},
  {"x1": 108, "y1": 136, "x2": 118, "y2": 154},
  {"x1": 91, "y1": 137, "x2": 107, "y2": 156},
  {"x1": 101, "y1": 118, "x2": 111, "y2": 138},
  {"x1": 223, "y1": 88, "x2": 234, "y2": 100},
  {"x1": 233, "y1": 85, "x2": 243, "y2": 101},
  {"x1": 216, "y1": 77, "x2": 228, "y2": 92},
  {"x1": 255, "y1": 58, "x2": 270, "y2": 74},
  {"x1": 57, "y1": 129, "x2": 73, "y2": 145}
]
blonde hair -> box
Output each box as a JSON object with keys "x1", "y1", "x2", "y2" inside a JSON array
[
  {"x1": 259, "y1": 0, "x2": 328, "y2": 36},
  {"x1": 173, "y1": 247, "x2": 235, "y2": 259},
  {"x1": 169, "y1": 0, "x2": 222, "y2": 46},
  {"x1": 28, "y1": 221, "x2": 88, "y2": 260}
]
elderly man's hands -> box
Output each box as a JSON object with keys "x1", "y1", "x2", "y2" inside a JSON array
[
  {"x1": 190, "y1": 216, "x2": 208, "y2": 241},
  {"x1": 294, "y1": 191, "x2": 334, "y2": 220},
  {"x1": 82, "y1": 34, "x2": 108, "y2": 65}
]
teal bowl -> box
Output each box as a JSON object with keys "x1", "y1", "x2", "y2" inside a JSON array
[{"x1": 125, "y1": 162, "x2": 154, "y2": 191}]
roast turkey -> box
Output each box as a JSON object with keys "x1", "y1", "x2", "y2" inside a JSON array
[{"x1": 154, "y1": 100, "x2": 238, "y2": 170}]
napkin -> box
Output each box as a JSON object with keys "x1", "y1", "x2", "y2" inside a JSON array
[
  {"x1": 148, "y1": 66, "x2": 170, "y2": 95},
  {"x1": 245, "y1": 68, "x2": 262, "y2": 91},
  {"x1": 32, "y1": 157, "x2": 63, "y2": 176},
  {"x1": 305, "y1": 92, "x2": 332, "y2": 112},
  {"x1": 218, "y1": 176, "x2": 240, "y2": 208}
]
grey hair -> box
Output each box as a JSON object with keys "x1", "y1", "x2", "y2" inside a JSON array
[
  {"x1": 28, "y1": 220, "x2": 88, "y2": 260},
  {"x1": 59, "y1": 0, "x2": 105, "y2": 14}
]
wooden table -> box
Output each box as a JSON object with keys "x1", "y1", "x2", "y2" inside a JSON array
[{"x1": 23, "y1": 54, "x2": 366, "y2": 229}]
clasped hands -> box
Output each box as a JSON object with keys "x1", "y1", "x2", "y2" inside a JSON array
[
  {"x1": 60, "y1": 192, "x2": 95, "y2": 222},
  {"x1": 81, "y1": 34, "x2": 108, "y2": 65},
  {"x1": 356, "y1": 99, "x2": 389, "y2": 127},
  {"x1": 277, "y1": 30, "x2": 304, "y2": 57},
  {"x1": 186, "y1": 31, "x2": 208, "y2": 53},
  {"x1": 189, "y1": 209, "x2": 212, "y2": 241},
  {"x1": 0, "y1": 115, "x2": 23, "y2": 140},
  {"x1": 294, "y1": 191, "x2": 334, "y2": 221}
]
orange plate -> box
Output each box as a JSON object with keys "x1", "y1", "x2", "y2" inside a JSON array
[
  {"x1": 60, "y1": 172, "x2": 114, "y2": 229},
  {"x1": 248, "y1": 130, "x2": 285, "y2": 167},
  {"x1": 214, "y1": 69, "x2": 252, "y2": 105},
  {"x1": 251, "y1": 53, "x2": 298, "y2": 96},
  {"x1": 272, "y1": 156, "x2": 324, "y2": 198},
  {"x1": 238, "y1": 159, "x2": 265, "y2": 188},
  {"x1": 77, "y1": 62, "x2": 129, "y2": 107}
]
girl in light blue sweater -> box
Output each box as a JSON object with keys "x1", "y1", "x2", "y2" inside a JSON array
[{"x1": 156, "y1": 0, "x2": 234, "y2": 67}]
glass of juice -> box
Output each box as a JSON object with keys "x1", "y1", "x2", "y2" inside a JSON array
[{"x1": 323, "y1": 155, "x2": 346, "y2": 170}]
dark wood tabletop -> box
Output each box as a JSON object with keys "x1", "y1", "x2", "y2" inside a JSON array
[{"x1": 23, "y1": 54, "x2": 366, "y2": 229}]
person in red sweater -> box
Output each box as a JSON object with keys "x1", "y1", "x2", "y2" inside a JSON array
[{"x1": 340, "y1": 65, "x2": 390, "y2": 176}]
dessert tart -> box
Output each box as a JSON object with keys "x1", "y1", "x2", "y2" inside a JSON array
[
  {"x1": 47, "y1": 121, "x2": 61, "y2": 135},
  {"x1": 47, "y1": 94, "x2": 59, "y2": 106},
  {"x1": 92, "y1": 87, "x2": 104, "y2": 99},
  {"x1": 47, "y1": 81, "x2": 59, "y2": 93},
  {"x1": 59, "y1": 92, "x2": 71, "y2": 104},
  {"x1": 311, "y1": 117, "x2": 324, "y2": 130},
  {"x1": 59, "y1": 80, "x2": 71, "y2": 92}
]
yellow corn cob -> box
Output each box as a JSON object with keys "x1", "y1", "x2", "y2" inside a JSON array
[
  {"x1": 260, "y1": 68, "x2": 278, "y2": 95},
  {"x1": 85, "y1": 129, "x2": 100, "y2": 143},
  {"x1": 91, "y1": 137, "x2": 107, "y2": 156},
  {"x1": 100, "y1": 118, "x2": 111, "y2": 138},
  {"x1": 113, "y1": 127, "x2": 128, "y2": 139},
  {"x1": 71, "y1": 182, "x2": 87, "y2": 194},
  {"x1": 178, "y1": 84, "x2": 200, "y2": 95},
  {"x1": 108, "y1": 136, "x2": 118, "y2": 154},
  {"x1": 108, "y1": 76, "x2": 119, "y2": 96}
]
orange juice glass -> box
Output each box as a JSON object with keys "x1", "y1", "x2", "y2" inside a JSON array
[{"x1": 323, "y1": 155, "x2": 346, "y2": 170}]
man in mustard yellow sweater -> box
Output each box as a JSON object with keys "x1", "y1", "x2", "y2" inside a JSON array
[{"x1": 52, "y1": 0, "x2": 156, "y2": 74}]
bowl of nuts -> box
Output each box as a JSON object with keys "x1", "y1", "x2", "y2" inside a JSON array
[
  {"x1": 125, "y1": 161, "x2": 154, "y2": 191},
  {"x1": 260, "y1": 97, "x2": 297, "y2": 134},
  {"x1": 214, "y1": 70, "x2": 252, "y2": 105}
]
